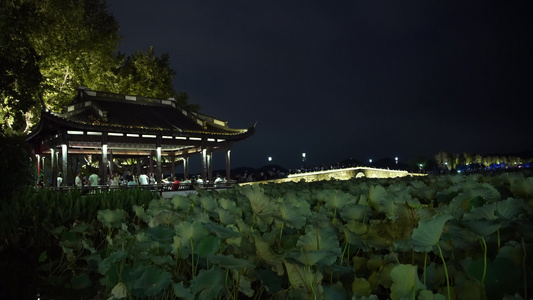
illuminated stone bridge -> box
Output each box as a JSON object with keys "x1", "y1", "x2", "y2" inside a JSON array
[{"x1": 241, "y1": 167, "x2": 425, "y2": 185}]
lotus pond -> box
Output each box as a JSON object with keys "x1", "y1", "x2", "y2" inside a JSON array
[{"x1": 1, "y1": 172, "x2": 532, "y2": 299}]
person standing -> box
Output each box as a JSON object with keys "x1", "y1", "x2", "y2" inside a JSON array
[
  {"x1": 57, "y1": 172, "x2": 63, "y2": 187},
  {"x1": 139, "y1": 173, "x2": 149, "y2": 185},
  {"x1": 89, "y1": 173, "x2": 99, "y2": 186},
  {"x1": 75, "y1": 173, "x2": 82, "y2": 187}
]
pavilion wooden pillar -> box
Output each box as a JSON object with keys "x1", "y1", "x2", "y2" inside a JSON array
[
  {"x1": 51, "y1": 148, "x2": 57, "y2": 187},
  {"x1": 225, "y1": 148, "x2": 231, "y2": 180},
  {"x1": 36, "y1": 154, "x2": 41, "y2": 175},
  {"x1": 183, "y1": 156, "x2": 189, "y2": 180},
  {"x1": 156, "y1": 136, "x2": 162, "y2": 183},
  {"x1": 170, "y1": 154, "x2": 175, "y2": 180},
  {"x1": 101, "y1": 133, "x2": 108, "y2": 185},
  {"x1": 61, "y1": 144, "x2": 67, "y2": 186},
  {"x1": 149, "y1": 154, "x2": 153, "y2": 176},
  {"x1": 109, "y1": 151, "x2": 113, "y2": 178},
  {"x1": 201, "y1": 148, "x2": 207, "y2": 181},
  {"x1": 207, "y1": 148, "x2": 213, "y2": 182}
]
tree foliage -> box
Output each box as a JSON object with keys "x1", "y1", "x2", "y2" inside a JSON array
[
  {"x1": 0, "y1": 135, "x2": 36, "y2": 199},
  {"x1": 0, "y1": 1, "x2": 43, "y2": 133},
  {"x1": 1, "y1": 0, "x2": 194, "y2": 135}
]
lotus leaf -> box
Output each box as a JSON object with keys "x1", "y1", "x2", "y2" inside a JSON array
[
  {"x1": 496, "y1": 197, "x2": 523, "y2": 220},
  {"x1": 132, "y1": 205, "x2": 149, "y2": 222},
  {"x1": 195, "y1": 235, "x2": 220, "y2": 258},
  {"x1": 254, "y1": 235, "x2": 284, "y2": 275},
  {"x1": 146, "y1": 224, "x2": 174, "y2": 243},
  {"x1": 172, "y1": 282, "x2": 194, "y2": 300},
  {"x1": 324, "y1": 189, "x2": 353, "y2": 210},
  {"x1": 352, "y1": 277, "x2": 372, "y2": 297},
  {"x1": 171, "y1": 194, "x2": 191, "y2": 212},
  {"x1": 242, "y1": 184, "x2": 278, "y2": 216},
  {"x1": 412, "y1": 214, "x2": 453, "y2": 252},
  {"x1": 283, "y1": 259, "x2": 323, "y2": 291},
  {"x1": 463, "y1": 202, "x2": 497, "y2": 220},
  {"x1": 203, "y1": 222, "x2": 241, "y2": 239},
  {"x1": 256, "y1": 268, "x2": 284, "y2": 294},
  {"x1": 346, "y1": 220, "x2": 368, "y2": 235},
  {"x1": 98, "y1": 250, "x2": 127, "y2": 274},
  {"x1": 463, "y1": 220, "x2": 501, "y2": 237},
  {"x1": 369, "y1": 185, "x2": 394, "y2": 215},
  {"x1": 175, "y1": 220, "x2": 208, "y2": 244},
  {"x1": 97, "y1": 209, "x2": 126, "y2": 228},
  {"x1": 418, "y1": 289, "x2": 446, "y2": 300},
  {"x1": 238, "y1": 274, "x2": 255, "y2": 297},
  {"x1": 390, "y1": 264, "x2": 425, "y2": 300},
  {"x1": 123, "y1": 265, "x2": 172, "y2": 297},
  {"x1": 339, "y1": 203, "x2": 371, "y2": 222},
  {"x1": 190, "y1": 267, "x2": 225, "y2": 300},
  {"x1": 297, "y1": 224, "x2": 341, "y2": 265},
  {"x1": 207, "y1": 253, "x2": 254, "y2": 270},
  {"x1": 70, "y1": 272, "x2": 91, "y2": 289},
  {"x1": 467, "y1": 257, "x2": 521, "y2": 300},
  {"x1": 323, "y1": 282, "x2": 350, "y2": 299},
  {"x1": 510, "y1": 176, "x2": 533, "y2": 198},
  {"x1": 216, "y1": 206, "x2": 237, "y2": 224},
  {"x1": 111, "y1": 282, "x2": 128, "y2": 299},
  {"x1": 278, "y1": 197, "x2": 310, "y2": 229},
  {"x1": 198, "y1": 195, "x2": 217, "y2": 212}
]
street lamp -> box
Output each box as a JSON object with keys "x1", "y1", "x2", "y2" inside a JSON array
[
  {"x1": 302, "y1": 153, "x2": 306, "y2": 168},
  {"x1": 395, "y1": 157, "x2": 398, "y2": 166},
  {"x1": 268, "y1": 156, "x2": 272, "y2": 162}
]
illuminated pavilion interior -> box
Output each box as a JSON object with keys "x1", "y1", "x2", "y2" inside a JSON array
[{"x1": 26, "y1": 87, "x2": 255, "y2": 186}]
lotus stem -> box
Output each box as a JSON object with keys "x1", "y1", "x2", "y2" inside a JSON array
[
  {"x1": 522, "y1": 237, "x2": 527, "y2": 300},
  {"x1": 437, "y1": 243, "x2": 451, "y2": 300},
  {"x1": 423, "y1": 252, "x2": 428, "y2": 286},
  {"x1": 279, "y1": 221, "x2": 285, "y2": 244},
  {"x1": 497, "y1": 229, "x2": 501, "y2": 253},
  {"x1": 481, "y1": 236, "x2": 487, "y2": 288},
  {"x1": 340, "y1": 242, "x2": 348, "y2": 266}
]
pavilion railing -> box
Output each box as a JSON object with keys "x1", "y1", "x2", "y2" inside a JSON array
[{"x1": 47, "y1": 181, "x2": 237, "y2": 196}]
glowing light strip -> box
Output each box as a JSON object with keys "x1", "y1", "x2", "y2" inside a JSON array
[
  {"x1": 108, "y1": 132, "x2": 123, "y2": 136},
  {"x1": 162, "y1": 136, "x2": 173, "y2": 139},
  {"x1": 126, "y1": 134, "x2": 139, "y2": 137},
  {"x1": 175, "y1": 136, "x2": 187, "y2": 140},
  {"x1": 190, "y1": 137, "x2": 201, "y2": 141},
  {"x1": 142, "y1": 134, "x2": 157, "y2": 138},
  {"x1": 67, "y1": 130, "x2": 84, "y2": 135},
  {"x1": 208, "y1": 138, "x2": 215, "y2": 142},
  {"x1": 87, "y1": 131, "x2": 102, "y2": 136}
]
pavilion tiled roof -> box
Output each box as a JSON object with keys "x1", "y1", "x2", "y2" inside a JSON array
[{"x1": 45, "y1": 87, "x2": 254, "y2": 138}]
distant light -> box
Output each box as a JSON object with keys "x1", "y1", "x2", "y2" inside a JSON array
[
  {"x1": 302, "y1": 153, "x2": 306, "y2": 158},
  {"x1": 268, "y1": 156, "x2": 272, "y2": 161},
  {"x1": 369, "y1": 159, "x2": 372, "y2": 163}
]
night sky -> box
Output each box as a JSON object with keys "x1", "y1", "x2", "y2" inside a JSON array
[{"x1": 107, "y1": 1, "x2": 533, "y2": 171}]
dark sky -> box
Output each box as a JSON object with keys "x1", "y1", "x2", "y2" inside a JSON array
[{"x1": 107, "y1": 1, "x2": 533, "y2": 171}]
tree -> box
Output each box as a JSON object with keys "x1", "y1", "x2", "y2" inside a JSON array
[
  {"x1": 31, "y1": 0, "x2": 121, "y2": 111},
  {"x1": 0, "y1": 1, "x2": 43, "y2": 134},
  {"x1": 0, "y1": 135, "x2": 36, "y2": 199},
  {"x1": 1, "y1": 0, "x2": 197, "y2": 135}
]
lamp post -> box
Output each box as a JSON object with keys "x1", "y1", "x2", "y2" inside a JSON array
[
  {"x1": 395, "y1": 157, "x2": 398, "y2": 167},
  {"x1": 302, "y1": 153, "x2": 306, "y2": 169},
  {"x1": 268, "y1": 156, "x2": 272, "y2": 162}
]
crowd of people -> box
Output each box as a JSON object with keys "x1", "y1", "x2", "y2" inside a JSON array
[{"x1": 38, "y1": 169, "x2": 233, "y2": 191}]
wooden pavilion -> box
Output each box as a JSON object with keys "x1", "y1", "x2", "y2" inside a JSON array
[{"x1": 26, "y1": 87, "x2": 255, "y2": 187}]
